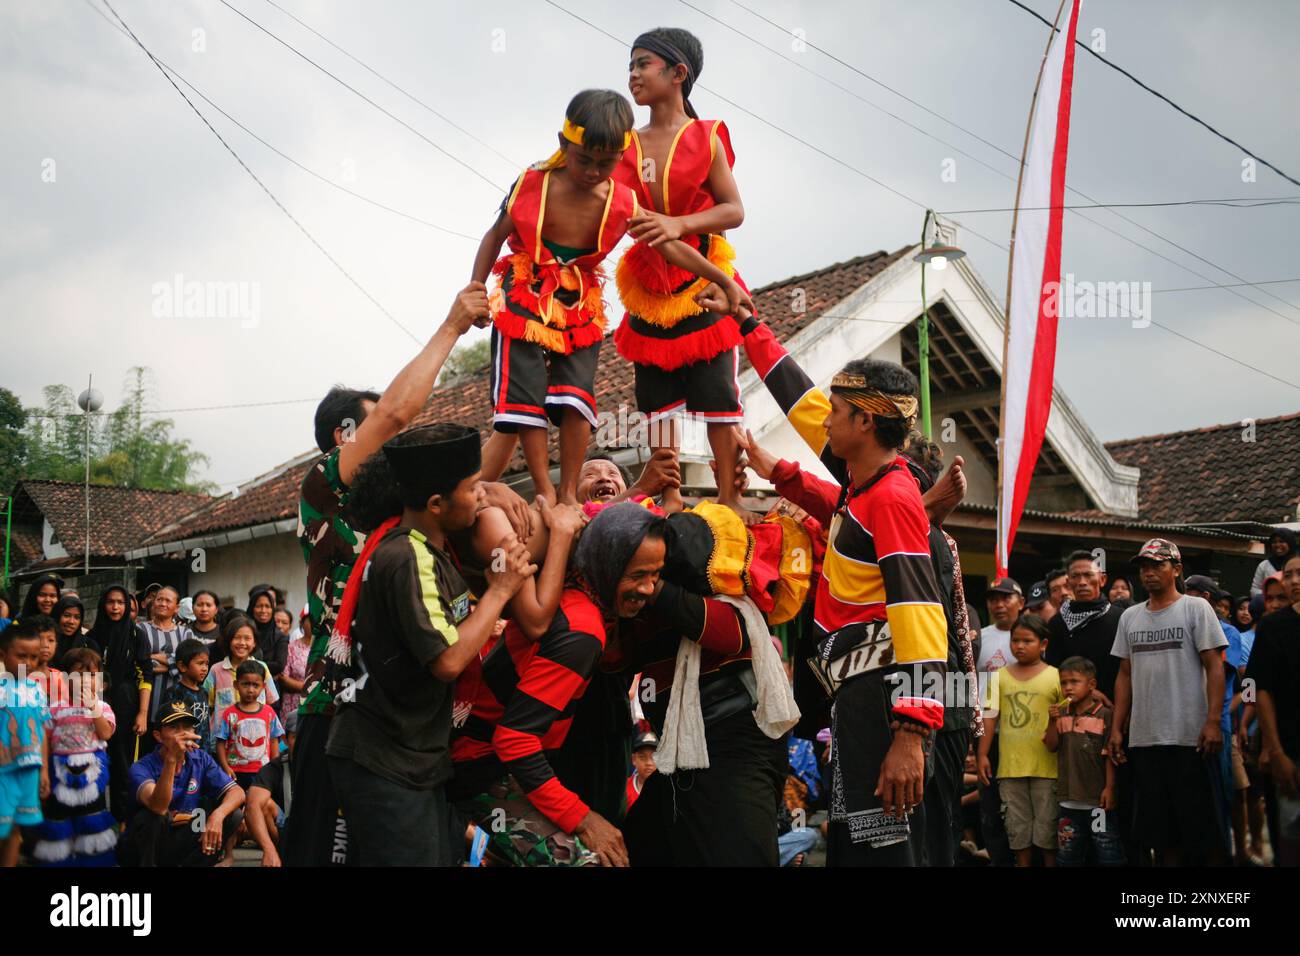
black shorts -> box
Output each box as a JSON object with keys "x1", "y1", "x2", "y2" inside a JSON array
[
  {"x1": 490, "y1": 327, "x2": 600, "y2": 431},
  {"x1": 634, "y1": 346, "x2": 743, "y2": 424},
  {"x1": 251, "y1": 755, "x2": 287, "y2": 807},
  {"x1": 1129, "y1": 745, "x2": 1224, "y2": 856}
]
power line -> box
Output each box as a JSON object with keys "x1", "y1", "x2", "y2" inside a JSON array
[
  {"x1": 709, "y1": 0, "x2": 1300, "y2": 322},
  {"x1": 216, "y1": 0, "x2": 503, "y2": 193},
  {"x1": 942, "y1": 197, "x2": 1300, "y2": 214},
  {"x1": 541, "y1": 0, "x2": 1013, "y2": 256},
  {"x1": 261, "y1": 0, "x2": 523, "y2": 171},
  {"x1": 96, "y1": 0, "x2": 422, "y2": 345},
  {"x1": 84, "y1": 0, "x2": 478, "y2": 242},
  {"x1": 1006, "y1": 0, "x2": 1300, "y2": 189},
  {"x1": 26, "y1": 397, "x2": 318, "y2": 419}
]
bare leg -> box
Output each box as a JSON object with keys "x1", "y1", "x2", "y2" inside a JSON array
[
  {"x1": 481, "y1": 430, "x2": 519, "y2": 482},
  {"x1": 472, "y1": 505, "x2": 548, "y2": 571},
  {"x1": 519, "y1": 426, "x2": 556, "y2": 504},
  {"x1": 556, "y1": 408, "x2": 590, "y2": 508},
  {"x1": 653, "y1": 415, "x2": 684, "y2": 513},
  {"x1": 0, "y1": 831, "x2": 19, "y2": 868},
  {"x1": 707, "y1": 420, "x2": 752, "y2": 522}
]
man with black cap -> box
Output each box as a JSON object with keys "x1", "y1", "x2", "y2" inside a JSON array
[
  {"x1": 1025, "y1": 580, "x2": 1053, "y2": 623},
  {"x1": 289, "y1": 285, "x2": 525, "y2": 868},
  {"x1": 976, "y1": 576, "x2": 1023, "y2": 867},
  {"x1": 119, "y1": 699, "x2": 245, "y2": 867},
  {"x1": 1110, "y1": 539, "x2": 1228, "y2": 865},
  {"x1": 451, "y1": 502, "x2": 667, "y2": 867},
  {"x1": 324, "y1": 424, "x2": 534, "y2": 867}
]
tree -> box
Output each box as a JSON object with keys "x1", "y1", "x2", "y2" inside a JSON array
[
  {"x1": 0, "y1": 388, "x2": 28, "y2": 495},
  {"x1": 438, "y1": 339, "x2": 490, "y2": 383},
  {"x1": 15, "y1": 367, "x2": 214, "y2": 493}
]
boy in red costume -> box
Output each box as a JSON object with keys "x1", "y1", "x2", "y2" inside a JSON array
[
  {"x1": 473, "y1": 89, "x2": 749, "y2": 507},
  {"x1": 614, "y1": 28, "x2": 749, "y2": 518}
]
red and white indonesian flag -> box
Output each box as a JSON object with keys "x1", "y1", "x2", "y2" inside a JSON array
[{"x1": 997, "y1": 0, "x2": 1083, "y2": 577}]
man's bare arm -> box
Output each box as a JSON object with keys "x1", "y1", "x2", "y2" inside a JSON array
[{"x1": 337, "y1": 284, "x2": 488, "y2": 485}]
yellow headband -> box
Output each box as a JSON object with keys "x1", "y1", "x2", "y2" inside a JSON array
[
  {"x1": 540, "y1": 119, "x2": 632, "y2": 170},
  {"x1": 830, "y1": 372, "x2": 919, "y2": 424}
]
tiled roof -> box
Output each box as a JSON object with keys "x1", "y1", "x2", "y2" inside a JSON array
[
  {"x1": 1104, "y1": 411, "x2": 1300, "y2": 526},
  {"x1": 10, "y1": 480, "x2": 212, "y2": 559},
  {"x1": 2, "y1": 525, "x2": 44, "y2": 570},
  {"x1": 135, "y1": 452, "x2": 319, "y2": 548}
]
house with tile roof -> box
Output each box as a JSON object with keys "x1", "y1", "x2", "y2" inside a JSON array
[
  {"x1": 109, "y1": 235, "x2": 1287, "y2": 614},
  {"x1": 2, "y1": 479, "x2": 213, "y2": 607}
]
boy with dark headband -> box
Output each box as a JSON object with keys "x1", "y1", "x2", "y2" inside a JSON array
[
  {"x1": 613, "y1": 27, "x2": 752, "y2": 517},
  {"x1": 736, "y1": 352, "x2": 949, "y2": 866},
  {"x1": 473, "y1": 89, "x2": 748, "y2": 508},
  {"x1": 325, "y1": 424, "x2": 535, "y2": 866}
]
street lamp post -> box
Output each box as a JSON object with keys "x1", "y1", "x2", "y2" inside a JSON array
[
  {"x1": 76, "y1": 376, "x2": 102, "y2": 577},
  {"x1": 913, "y1": 211, "x2": 966, "y2": 439}
]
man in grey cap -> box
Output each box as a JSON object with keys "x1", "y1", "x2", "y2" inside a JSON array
[{"x1": 1110, "y1": 539, "x2": 1228, "y2": 865}]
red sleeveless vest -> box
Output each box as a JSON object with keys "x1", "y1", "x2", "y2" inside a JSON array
[{"x1": 491, "y1": 167, "x2": 639, "y2": 354}]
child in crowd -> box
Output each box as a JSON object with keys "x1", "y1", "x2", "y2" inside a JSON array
[
  {"x1": 203, "y1": 615, "x2": 279, "y2": 741},
  {"x1": 31, "y1": 647, "x2": 117, "y2": 866},
  {"x1": 0, "y1": 620, "x2": 51, "y2": 867},
  {"x1": 978, "y1": 613, "x2": 1061, "y2": 866},
  {"x1": 32, "y1": 615, "x2": 68, "y2": 708},
  {"x1": 1043, "y1": 655, "x2": 1122, "y2": 866},
  {"x1": 278, "y1": 610, "x2": 311, "y2": 753},
  {"x1": 162, "y1": 638, "x2": 213, "y2": 753},
  {"x1": 472, "y1": 88, "x2": 749, "y2": 506},
  {"x1": 215, "y1": 661, "x2": 284, "y2": 792}
]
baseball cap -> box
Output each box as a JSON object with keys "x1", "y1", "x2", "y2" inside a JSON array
[
  {"x1": 633, "y1": 727, "x2": 659, "y2": 751},
  {"x1": 1132, "y1": 538, "x2": 1181, "y2": 565},
  {"x1": 155, "y1": 698, "x2": 201, "y2": 728},
  {"x1": 1025, "y1": 580, "x2": 1049, "y2": 609},
  {"x1": 1184, "y1": 574, "x2": 1221, "y2": 598},
  {"x1": 988, "y1": 577, "x2": 1023, "y2": 597}
]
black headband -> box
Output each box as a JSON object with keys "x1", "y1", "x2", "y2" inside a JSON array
[{"x1": 632, "y1": 32, "x2": 700, "y2": 112}]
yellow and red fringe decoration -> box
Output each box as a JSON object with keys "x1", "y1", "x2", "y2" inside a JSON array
[
  {"x1": 490, "y1": 252, "x2": 607, "y2": 354},
  {"x1": 614, "y1": 233, "x2": 737, "y2": 329}
]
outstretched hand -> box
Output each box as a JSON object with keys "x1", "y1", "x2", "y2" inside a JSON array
[
  {"x1": 733, "y1": 426, "x2": 778, "y2": 481},
  {"x1": 447, "y1": 281, "x2": 490, "y2": 333}
]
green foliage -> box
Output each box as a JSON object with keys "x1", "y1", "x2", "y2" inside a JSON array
[
  {"x1": 0, "y1": 388, "x2": 28, "y2": 495},
  {"x1": 14, "y1": 367, "x2": 214, "y2": 494},
  {"x1": 438, "y1": 338, "x2": 491, "y2": 383}
]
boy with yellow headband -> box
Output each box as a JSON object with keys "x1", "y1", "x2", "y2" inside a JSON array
[{"x1": 472, "y1": 89, "x2": 750, "y2": 507}]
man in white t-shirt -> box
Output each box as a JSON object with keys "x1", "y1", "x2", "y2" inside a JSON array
[
  {"x1": 1110, "y1": 538, "x2": 1227, "y2": 866},
  {"x1": 976, "y1": 577, "x2": 1024, "y2": 866}
]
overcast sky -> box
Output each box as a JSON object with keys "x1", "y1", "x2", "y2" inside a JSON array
[{"x1": 4, "y1": 0, "x2": 1298, "y2": 492}]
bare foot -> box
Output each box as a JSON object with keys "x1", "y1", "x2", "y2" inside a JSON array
[
  {"x1": 214, "y1": 854, "x2": 234, "y2": 868},
  {"x1": 718, "y1": 497, "x2": 758, "y2": 526},
  {"x1": 923, "y1": 454, "x2": 966, "y2": 524}
]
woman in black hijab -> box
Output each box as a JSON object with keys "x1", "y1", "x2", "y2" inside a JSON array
[
  {"x1": 87, "y1": 585, "x2": 141, "y2": 822},
  {"x1": 246, "y1": 585, "x2": 288, "y2": 680},
  {"x1": 51, "y1": 593, "x2": 85, "y2": 667},
  {"x1": 20, "y1": 572, "x2": 63, "y2": 621}
]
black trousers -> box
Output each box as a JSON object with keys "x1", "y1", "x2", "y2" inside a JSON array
[
  {"x1": 624, "y1": 710, "x2": 787, "y2": 866},
  {"x1": 924, "y1": 727, "x2": 971, "y2": 866},
  {"x1": 282, "y1": 712, "x2": 351, "y2": 867},
  {"x1": 327, "y1": 756, "x2": 453, "y2": 867},
  {"x1": 118, "y1": 808, "x2": 242, "y2": 867},
  {"x1": 977, "y1": 735, "x2": 1015, "y2": 866}
]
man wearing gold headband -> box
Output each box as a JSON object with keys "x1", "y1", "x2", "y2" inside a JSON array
[{"x1": 736, "y1": 335, "x2": 950, "y2": 867}]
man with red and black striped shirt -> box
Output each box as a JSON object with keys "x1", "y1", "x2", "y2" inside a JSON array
[
  {"x1": 450, "y1": 504, "x2": 667, "y2": 867},
  {"x1": 736, "y1": 317, "x2": 948, "y2": 866}
]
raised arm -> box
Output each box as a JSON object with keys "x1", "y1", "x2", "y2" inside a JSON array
[
  {"x1": 336, "y1": 283, "x2": 488, "y2": 485},
  {"x1": 472, "y1": 210, "x2": 515, "y2": 285}
]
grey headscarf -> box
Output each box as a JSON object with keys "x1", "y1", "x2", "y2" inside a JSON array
[{"x1": 572, "y1": 504, "x2": 665, "y2": 612}]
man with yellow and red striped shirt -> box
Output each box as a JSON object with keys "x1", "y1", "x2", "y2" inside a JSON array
[{"x1": 736, "y1": 320, "x2": 948, "y2": 866}]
